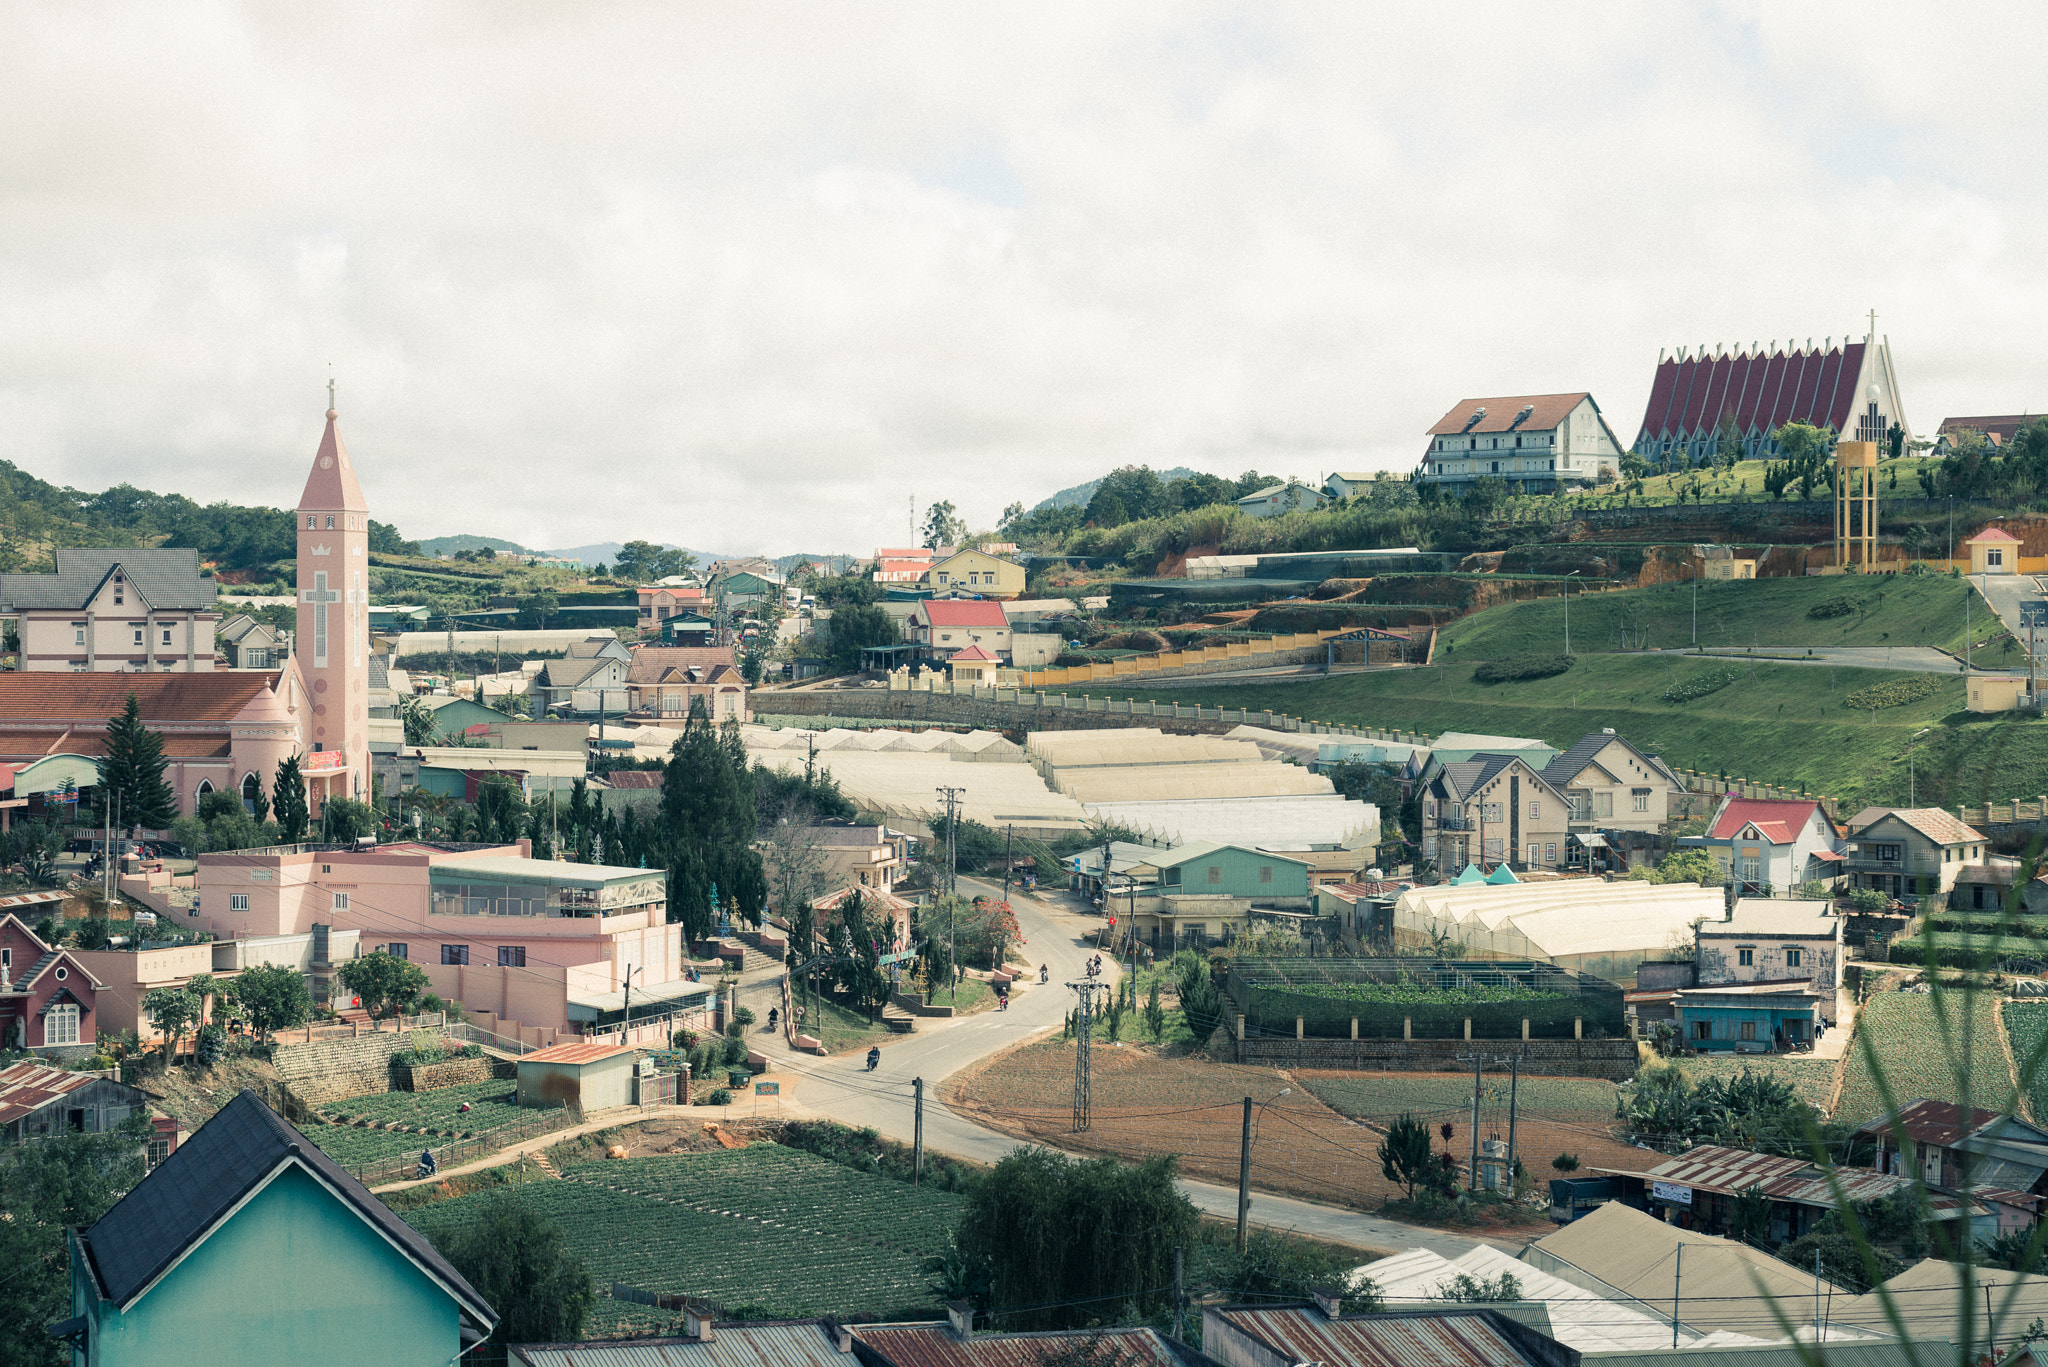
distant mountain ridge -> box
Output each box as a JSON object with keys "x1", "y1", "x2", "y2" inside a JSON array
[
  {"x1": 1030, "y1": 466, "x2": 1205, "y2": 513},
  {"x1": 418, "y1": 534, "x2": 531, "y2": 556}
]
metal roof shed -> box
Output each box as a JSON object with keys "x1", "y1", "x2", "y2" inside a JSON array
[{"x1": 516, "y1": 1040, "x2": 636, "y2": 1112}]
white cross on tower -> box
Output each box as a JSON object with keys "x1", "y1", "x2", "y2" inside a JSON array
[{"x1": 305, "y1": 570, "x2": 338, "y2": 665}]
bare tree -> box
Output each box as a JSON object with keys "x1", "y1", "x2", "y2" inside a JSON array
[{"x1": 758, "y1": 795, "x2": 831, "y2": 926}]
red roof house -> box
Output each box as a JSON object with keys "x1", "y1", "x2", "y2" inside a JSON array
[
  {"x1": 1686, "y1": 797, "x2": 1842, "y2": 893},
  {"x1": 0, "y1": 912, "x2": 105, "y2": 1054},
  {"x1": 911, "y1": 600, "x2": 1011, "y2": 659}
]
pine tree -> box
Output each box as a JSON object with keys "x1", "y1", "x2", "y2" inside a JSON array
[
  {"x1": 273, "y1": 755, "x2": 310, "y2": 843},
  {"x1": 658, "y1": 703, "x2": 766, "y2": 933},
  {"x1": 99, "y1": 694, "x2": 177, "y2": 829}
]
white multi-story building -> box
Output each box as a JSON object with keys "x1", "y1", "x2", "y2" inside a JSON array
[{"x1": 1419, "y1": 392, "x2": 1625, "y2": 493}]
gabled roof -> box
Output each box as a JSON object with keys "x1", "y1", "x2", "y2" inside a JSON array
[
  {"x1": 1708, "y1": 798, "x2": 1824, "y2": 842},
  {"x1": 628, "y1": 646, "x2": 739, "y2": 685},
  {"x1": 1634, "y1": 342, "x2": 1873, "y2": 446},
  {"x1": 603, "y1": 770, "x2": 664, "y2": 790},
  {"x1": 0, "y1": 548, "x2": 217, "y2": 613},
  {"x1": 948, "y1": 645, "x2": 1000, "y2": 663},
  {"x1": 1543, "y1": 732, "x2": 1681, "y2": 789},
  {"x1": 1149, "y1": 839, "x2": 1310, "y2": 870},
  {"x1": 538, "y1": 656, "x2": 617, "y2": 688},
  {"x1": 1966, "y1": 527, "x2": 2023, "y2": 544},
  {"x1": 917, "y1": 600, "x2": 1008, "y2": 628},
  {"x1": 1431, "y1": 753, "x2": 1563, "y2": 804},
  {"x1": 1846, "y1": 806, "x2": 1986, "y2": 846},
  {"x1": 1427, "y1": 392, "x2": 1594, "y2": 436},
  {"x1": 78, "y1": 1090, "x2": 494, "y2": 1326},
  {"x1": 0, "y1": 671, "x2": 284, "y2": 725}
]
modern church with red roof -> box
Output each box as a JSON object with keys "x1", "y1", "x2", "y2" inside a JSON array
[{"x1": 1631, "y1": 322, "x2": 1912, "y2": 469}]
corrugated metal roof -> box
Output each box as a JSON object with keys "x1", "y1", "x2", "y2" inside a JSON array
[
  {"x1": 853, "y1": 1324, "x2": 1189, "y2": 1367},
  {"x1": 1216, "y1": 1305, "x2": 1540, "y2": 1367},
  {"x1": 0, "y1": 1060, "x2": 96, "y2": 1125},
  {"x1": 522, "y1": 1040, "x2": 636, "y2": 1066},
  {"x1": 515, "y1": 1321, "x2": 852, "y2": 1367},
  {"x1": 1582, "y1": 1338, "x2": 1947, "y2": 1367}
]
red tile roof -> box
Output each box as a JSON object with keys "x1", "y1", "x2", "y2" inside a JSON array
[
  {"x1": 1967, "y1": 527, "x2": 2023, "y2": 543},
  {"x1": 604, "y1": 770, "x2": 664, "y2": 789},
  {"x1": 627, "y1": 646, "x2": 738, "y2": 685},
  {"x1": 0, "y1": 672, "x2": 281, "y2": 723},
  {"x1": 918, "y1": 600, "x2": 1007, "y2": 628},
  {"x1": 1426, "y1": 393, "x2": 1592, "y2": 436},
  {"x1": 1636, "y1": 342, "x2": 1867, "y2": 446},
  {"x1": 947, "y1": 645, "x2": 999, "y2": 663},
  {"x1": 1709, "y1": 798, "x2": 1823, "y2": 842},
  {"x1": 1940, "y1": 415, "x2": 2044, "y2": 442}
]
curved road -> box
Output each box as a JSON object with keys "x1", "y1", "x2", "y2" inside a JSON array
[{"x1": 770, "y1": 873, "x2": 1509, "y2": 1259}]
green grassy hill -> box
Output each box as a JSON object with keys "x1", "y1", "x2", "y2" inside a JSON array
[
  {"x1": 1438, "y1": 572, "x2": 1994, "y2": 658},
  {"x1": 1083, "y1": 652, "x2": 2048, "y2": 812}
]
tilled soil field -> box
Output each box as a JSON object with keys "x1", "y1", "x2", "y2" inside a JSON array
[{"x1": 946, "y1": 1040, "x2": 1644, "y2": 1219}]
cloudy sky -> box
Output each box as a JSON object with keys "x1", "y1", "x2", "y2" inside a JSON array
[{"x1": 0, "y1": 3, "x2": 2039, "y2": 555}]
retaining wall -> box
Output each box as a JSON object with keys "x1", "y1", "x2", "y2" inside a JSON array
[
  {"x1": 1225, "y1": 1035, "x2": 1639, "y2": 1080},
  {"x1": 274, "y1": 1028, "x2": 441, "y2": 1105},
  {"x1": 394, "y1": 1058, "x2": 494, "y2": 1092}
]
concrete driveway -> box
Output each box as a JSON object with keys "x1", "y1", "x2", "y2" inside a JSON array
[{"x1": 768, "y1": 873, "x2": 1515, "y2": 1258}]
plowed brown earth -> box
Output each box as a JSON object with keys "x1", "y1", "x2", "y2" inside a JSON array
[{"x1": 946, "y1": 1041, "x2": 1645, "y2": 1226}]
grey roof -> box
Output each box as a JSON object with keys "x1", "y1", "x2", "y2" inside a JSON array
[
  {"x1": 1542, "y1": 732, "x2": 1682, "y2": 789},
  {"x1": 513, "y1": 1321, "x2": 853, "y2": 1367},
  {"x1": 78, "y1": 1090, "x2": 494, "y2": 1326},
  {"x1": 0, "y1": 548, "x2": 216, "y2": 612},
  {"x1": 539, "y1": 656, "x2": 616, "y2": 688}
]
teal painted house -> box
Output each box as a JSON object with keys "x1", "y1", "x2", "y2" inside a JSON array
[
  {"x1": 1149, "y1": 841, "x2": 1312, "y2": 901},
  {"x1": 57, "y1": 1090, "x2": 495, "y2": 1365},
  {"x1": 1674, "y1": 982, "x2": 1824, "y2": 1051}
]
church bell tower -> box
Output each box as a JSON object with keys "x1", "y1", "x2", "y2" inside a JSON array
[{"x1": 296, "y1": 386, "x2": 372, "y2": 799}]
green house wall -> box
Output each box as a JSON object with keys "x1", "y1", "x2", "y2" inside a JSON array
[
  {"x1": 75, "y1": 1165, "x2": 465, "y2": 1367},
  {"x1": 1155, "y1": 846, "x2": 1310, "y2": 899}
]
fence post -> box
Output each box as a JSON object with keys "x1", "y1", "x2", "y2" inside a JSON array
[
  {"x1": 1404, "y1": 1016, "x2": 1411, "y2": 1040},
  {"x1": 1295, "y1": 1016, "x2": 1304, "y2": 1040},
  {"x1": 1463, "y1": 1017, "x2": 1472, "y2": 1041}
]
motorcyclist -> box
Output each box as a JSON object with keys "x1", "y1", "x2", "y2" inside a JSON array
[
  {"x1": 866, "y1": 1046, "x2": 881, "y2": 1072},
  {"x1": 1039, "y1": 964, "x2": 1049, "y2": 984},
  {"x1": 416, "y1": 1149, "x2": 437, "y2": 1180},
  {"x1": 767, "y1": 1006, "x2": 779, "y2": 1031}
]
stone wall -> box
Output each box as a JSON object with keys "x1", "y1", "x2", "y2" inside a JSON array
[
  {"x1": 273, "y1": 1028, "x2": 439, "y2": 1105},
  {"x1": 1225, "y1": 1035, "x2": 1639, "y2": 1080},
  {"x1": 394, "y1": 1057, "x2": 494, "y2": 1092}
]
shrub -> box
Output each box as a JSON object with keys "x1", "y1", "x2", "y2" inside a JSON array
[
  {"x1": 1848, "y1": 888, "x2": 1888, "y2": 913},
  {"x1": 708, "y1": 1088, "x2": 733, "y2": 1106},
  {"x1": 1843, "y1": 674, "x2": 1941, "y2": 710},
  {"x1": 723, "y1": 1035, "x2": 748, "y2": 1067},
  {"x1": 1661, "y1": 667, "x2": 1738, "y2": 704},
  {"x1": 1473, "y1": 655, "x2": 1573, "y2": 684},
  {"x1": 731, "y1": 1006, "x2": 756, "y2": 1027},
  {"x1": 1807, "y1": 595, "x2": 1857, "y2": 619}
]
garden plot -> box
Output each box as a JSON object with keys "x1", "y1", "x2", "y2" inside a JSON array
[
  {"x1": 2002, "y1": 1002, "x2": 2048, "y2": 1123},
  {"x1": 1670, "y1": 1055, "x2": 1837, "y2": 1112},
  {"x1": 321, "y1": 1080, "x2": 526, "y2": 1135},
  {"x1": 1837, "y1": 991, "x2": 2014, "y2": 1124},
  {"x1": 403, "y1": 1148, "x2": 960, "y2": 1320}
]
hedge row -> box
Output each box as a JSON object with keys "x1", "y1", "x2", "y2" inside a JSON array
[
  {"x1": 1474, "y1": 655, "x2": 1574, "y2": 684},
  {"x1": 1844, "y1": 674, "x2": 1942, "y2": 711},
  {"x1": 1662, "y1": 667, "x2": 1739, "y2": 704}
]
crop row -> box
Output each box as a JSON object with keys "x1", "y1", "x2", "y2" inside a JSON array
[
  {"x1": 323, "y1": 1081, "x2": 525, "y2": 1133},
  {"x1": 1837, "y1": 991, "x2": 2014, "y2": 1123},
  {"x1": 403, "y1": 1175, "x2": 948, "y2": 1319},
  {"x1": 2004, "y1": 1004, "x2": 2048, "y2": 1122}
]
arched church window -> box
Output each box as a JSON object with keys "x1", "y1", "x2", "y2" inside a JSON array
[{"x1": 242, "y1": 772, "x2": 261, "y2": 814}]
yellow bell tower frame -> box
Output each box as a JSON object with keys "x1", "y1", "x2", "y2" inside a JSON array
[{"x1": 1835, "y1": 440, "x2": 1878, "y2": 568}]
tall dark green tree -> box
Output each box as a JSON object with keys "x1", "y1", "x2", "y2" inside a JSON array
[
  {"x1": 273, "y1": 755, "x2": 310, "y2": 843},
  {"x1": 0, "y1": 1120, "x2": 149, "y2": 1367},
  {"x1": 955, "y1": 1148, "x2": 1198, "y2": 1329},
  {"x1": 98, "y1": 693, "x2": 177, "y2": 829},
  {"x1": 431, "y1": 1195, "x2": 592, "y2": 1364},
  {"x1": 659, "y1": 706, "x2": 766, "y2": 940}
]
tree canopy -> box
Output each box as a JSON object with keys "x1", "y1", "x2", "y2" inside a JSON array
[
  {"x1": 338, "y1": 951, "x2": 432, "y2": 1024},
  {"x1": 431, "y1": 1195, "x2": 593, "y2": 1360},
  {"x1": 99, "y1": 693, "x2": 177, "y2": 829},
  {"x1": 0, "y1": 1120, "x2": 148, "y2": 1367}
]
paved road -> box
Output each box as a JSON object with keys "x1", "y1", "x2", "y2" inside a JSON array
[
  {"x1": 769, "y1": 874, "x2": 1508, "y2": 1259},
  {"x1": 1971, "y1": 573, "x2": 2048, "y2": 670},
  {"x1": 1670, "y1": 645, "x2": 1990, "y2": 675}
]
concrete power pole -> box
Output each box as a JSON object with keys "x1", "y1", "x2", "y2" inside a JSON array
[{"x1": 1070, "y1": 980, "x2": 1108, "y2": 1132}]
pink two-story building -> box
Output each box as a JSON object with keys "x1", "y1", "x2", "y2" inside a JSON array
[{"x1": 197, "y1": 841, "x2": 706, "y2": 1046}]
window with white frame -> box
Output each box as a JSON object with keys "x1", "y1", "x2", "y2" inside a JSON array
[
  {"x1": 228, "y1": 894, "x2": 249, "y2": 912},
  {"x1": 333, "y1": 892, "x2": 349, "y2": 912},
  {"x1": 1632, "y1": 788, "x2": 1651, "y2": 812},
  {"x1": 46, "y1": 1003, "x2": 79, "y2": 1046}
]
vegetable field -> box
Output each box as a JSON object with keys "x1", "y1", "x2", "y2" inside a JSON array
[
  {"x1": 2003, "y1": 1003, "x2": 2048, "y2": 1122},
  {"x1": 403, "y1": 1147, "x2": 962, "y2": 1320},
  {"x1": 1297, "y1": 1072, "x2": 1620, "y2": 1125},
  {"x1": 322, "y1": 1080, "x2": 526, "y2": 1134},
  {"x1": 1837, "y1": 991, "x2": 2014, "y2": 1123}
]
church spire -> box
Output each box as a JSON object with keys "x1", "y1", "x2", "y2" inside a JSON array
[{"x1": 297, "y1": 390, "x2": 368, "y2": 512}]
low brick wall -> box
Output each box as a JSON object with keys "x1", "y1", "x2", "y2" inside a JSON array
[
  {"x1": 1227, "y1": 1036, "x2": 1639, "y2": 1080},
  {"x1": 393, "y1": 1058, "x2": 494, "y2": 1092},
  {"x1": 891, "y1": 990, "x2": 955, "y2": 1018},
  {"x1": 274, "y1": 1028, "x2": 441, "y2": 1106}
]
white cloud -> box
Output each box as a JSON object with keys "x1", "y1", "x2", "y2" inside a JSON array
[{"x1": 0, "y1": 1, "x2": 2043, "y2": 553}]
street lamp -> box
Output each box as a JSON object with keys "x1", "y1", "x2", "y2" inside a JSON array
[{"x1": 1563, "y1": 571, "x2": 1582, "y2": 656}]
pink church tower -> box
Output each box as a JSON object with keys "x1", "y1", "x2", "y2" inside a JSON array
[{"x1": 296, "y1": 385, "x2": 371, "y2": 805}]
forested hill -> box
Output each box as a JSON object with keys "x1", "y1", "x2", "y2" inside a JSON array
[{"x1": 0, "y1": 459, "x2": 418, "y2": 574}]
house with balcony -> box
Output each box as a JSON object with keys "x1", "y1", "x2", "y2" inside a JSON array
[
  {"x1": 1676, "y1": 797, "x2": 1843, "y2": 895},
  {"x1": 636, "y1": 576, "x2": 708, "y2": 633},
  {"x1": 530, "y1": 637, "x2": 632, "y2": 716},
  {"x1": 1842, "y1": 806, "x2": 1990, "y2": 900},
  {"x1": 195, "y1": 841, "x2": 704, "y2": 1045},
  {"x1": 911, "y1": 599, "x2": 1011, "y2": 660},
  {"x1": 625, "y1": 645, "x2": 748, "y2": 723},
  {"x1": 1540, "y1": 730, "x2": 1685, "y2": 836},
  {"x1": 1418, "y1": 754, "x2": 1572, "y2": 874},
  {"x1": 926, "y1": 548, "x2": 1025, "y2": 599}
]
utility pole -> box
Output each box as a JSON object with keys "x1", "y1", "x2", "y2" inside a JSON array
[
  {"x1": 1672, "y1": 1244, "x2": 1683, "y2": 1348},
  {"x1": 1173, "y1": 1247, "x2": 1186, "y2": 1342},
  {"x1": 935, "y1": 786, "x2": 963, "y2": 898},
  {"x1": 1001, "y1": 824, "x2": 1014, "y2": 906},
  {"x1": 1236, "y1": 1095, "x2": 1253, "y2": 1251},
  {"x1": 1071, "y1": 980, "x2": 1107, "y2": 1132},
  {"x1": 1691, "y1": 562, "x2": 1698, "y2": 647},
  {"x1": 913, "y1": 1076, "x2": 925, "y2": 1184},
  {"x1": 1468, "y1": 1053, "x2": 1482, "y2": 1187},
  {"x1": 1564, "y1": 570, "x2": 1580, "y2": 656},
  {"x1": 1506, "y1": 1054, "x2": 1520, "y2": 1183},
  {"x1": 622, "y1": 964, "x2": 640, "y2": 1042}
]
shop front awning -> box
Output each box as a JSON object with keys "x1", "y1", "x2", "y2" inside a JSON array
[{"x1": 566, "y1": 978, "x2": 716, "y2": 1023}]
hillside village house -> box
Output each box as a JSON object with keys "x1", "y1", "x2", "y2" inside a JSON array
[
  {"x1": 636, "y1": 576, "x2": 707, "y2": 633},
  {"x1": 530, "y1": 635, "x2": 632, "y2": 715},
  {"x1": 216, "y1": 612, "x2": 287, "y2": 669},
  {"x1": 1419, "y1": 754, "x2": 1572, "y2": 873},
  {"x1": 1321, "y1": 471, "x2": 1379, "y2": 500},
  {"x1": 72, "y1": 925, "x2": 366, "y2": 1039},
  {"x1": 1843, "y1": 807, "x2": 1990, "y2": 899},
  {"x1": 760, "y1": 823, "x2": 909, "y2": 917},
  {"x1": 1695, "y1": 898, "x2": 1844, "y2": 1026},
  {"x1": 0, "y1": 548, "x2": 221, "y2": 673},
  {"x1": 1854, "y1": 1100, "x2": 2048, "y2": 1208},
  {"x1": 1541, "y1": 730, "x2": 1686, "y2": 835},
  {"x1": 196, "y1": 841, "x2": 706, "y2": 1043},
  {"x1": 59, "y1": 1090, "x2": 497, "y2": 1365},
  {"x1": 0, "y1": 911, "x2": 105, "y2": 1055},
  {"x1": 926, "y1": 547, "x2": 1025, "y2": 598},
  {"x1": 870, "y1": 546, "x2": 936, "y2": 585},
  {"x1": 1965, "y1": 526, "x2": 2023, "y2": 574},
  {"x1": 1950, "y1": 857, "x2": 2048, "y2": 914},
  {"x1": 0, "y1": 1060, "x2": 151, "y2": 1142},
  {"x1": 1421, "y1": 392, "x2": 1625, "y2": 492},
  {"x1": 1678, "y1": 797, "x2": 1844, "y2": 894},
  {"x1": 1104, "y1": 840, "x2": 1313, "y2": 953},
  {"x1": 1235, "y1": 481, "x2": 1324, "y2": 518},
  {"x1": 626, "y1": 645, "x2": 748, "y2": 722},
  {"x1": 912, "y1": 599, "x2": 1011, "y2": 660}
]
